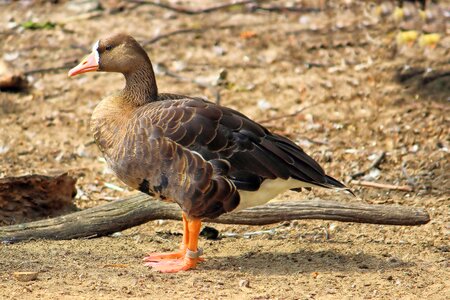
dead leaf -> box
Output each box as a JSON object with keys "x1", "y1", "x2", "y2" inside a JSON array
[{"x1": 240, "y1": 31, "x2": 257, "y2": 39}]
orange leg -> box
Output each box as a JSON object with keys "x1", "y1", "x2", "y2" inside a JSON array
[
  {"x1": 144, "y1": 214, "x2": 204, "y2": 272},
  {"x1": 143, "y1": 213, "x2": 189, "y2": 262}
]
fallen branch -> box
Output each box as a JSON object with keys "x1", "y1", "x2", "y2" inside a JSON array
[
  {"x1": 351, "y1": 180, "x2": 414, "y2": 192},
  {"x1": 0, "y1": 193, "x2": 429, "y2": 243}
]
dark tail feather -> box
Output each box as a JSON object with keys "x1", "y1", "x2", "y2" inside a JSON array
[
  {"x1": 325, "y1": 175, "x2": 355, "y2": 196},
  {"x1": 325, "y1": 175, "x2": 346, "y2": 188}
]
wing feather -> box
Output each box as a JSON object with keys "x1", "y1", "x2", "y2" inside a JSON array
[
  {"x1": 130, "y1": 95, "x2": 347, "y2": 218},
  {"x1": 145, "y1": 97, "x2": 344, "y2": 191}
]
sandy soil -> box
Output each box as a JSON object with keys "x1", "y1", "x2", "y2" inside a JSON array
[{"x1": 0, "y1": 1, "x2": 449, "y2": 299}]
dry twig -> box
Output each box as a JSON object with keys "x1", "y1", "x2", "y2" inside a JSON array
[
  {"x1": 24, "y1": 63, "x2": 76, "y2": 76},
  {"x1": 143, "y1": 28, "x2": 204, "y2": 46},
  {"x1": 126, "y1": 0, "x2": 265, "y2": 15},
  {"x1": 258, "y1": 101, "x2": 325, "y2": 124},
  {"x1": 127, "y1": 0, "x2": 321, "y2": 15},
  {"x1": 350, "y1": 151, "x2": 386, "y2": 180},
  {"x1": 154, "y1": 64, "x2": 222, "y2": 103},
  {"x1": 401, "y1": 161, "x2": 417, "y2": 187},
  {"x1": 142, "y1": 22, "x2": 268, "y2": 46},
  {"x1": 422, "y1": 70, "x2": 450, "y2": 84},
  {"x1": 396, "y1": 66, "x2": 450, "y2": 85},
  {"x1": 351, "y1": 180, "x2": 414, "y2": 192},
  {"x1": 255, "y1": 4, "x2": 320, "y2": 13},
  {"x1": 57, "y1": 11, "x2": 103, "y2": 25}
]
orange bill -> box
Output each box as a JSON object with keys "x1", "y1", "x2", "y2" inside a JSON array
[{"x1": 68, "y1": 52, "x2": 98, "y2": 77}]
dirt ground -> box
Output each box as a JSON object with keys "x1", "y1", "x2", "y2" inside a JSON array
[{"x1": 0, "y1": 1, "x2": 449, "y2": 299}]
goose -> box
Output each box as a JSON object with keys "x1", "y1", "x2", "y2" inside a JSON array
[{"x1": 68, "y1": 33, "x2": 350, "y2": 273}]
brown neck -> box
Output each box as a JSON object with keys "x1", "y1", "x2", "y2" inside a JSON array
[{"x1": 122, "y1": 60, "x2": 158, "y2": 106}]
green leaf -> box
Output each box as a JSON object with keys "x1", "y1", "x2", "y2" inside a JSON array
[{"x1": 21, "y1": 21, "x2": 56, "y2": 30}]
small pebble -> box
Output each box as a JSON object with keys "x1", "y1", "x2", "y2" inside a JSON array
[
  {"x1": 110, "y1": 232, "x2": 122, "y2": 238},
  {"x1": 239, "y1": 279, "x2": 250, "y2": 288}
]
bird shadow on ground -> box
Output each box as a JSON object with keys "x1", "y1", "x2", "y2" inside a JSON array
[
  {"x1": 1, "y1": 240, "x2": 413, "y2": 277},
  {"x1": 204, "y1": 249, "x2": 412, "y2": 275}
]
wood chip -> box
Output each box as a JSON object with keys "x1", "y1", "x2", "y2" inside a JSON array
[
  {"x1": 13, "y1": 271, "x2": 38, "y2": 282},
  {"x1": 103, "y1": 264, "x2": 128, "y2": 268}
]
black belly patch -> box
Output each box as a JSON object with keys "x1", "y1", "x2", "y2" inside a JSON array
[
  {"x1": 139, "y1": 179, "x2": 156, "y2": 196},
  {"x1": 139, "y1": 179, "x2": 150, "y2": 194},
  {"x1": 153, "y1": 174, "x2": 169, "y2": 194},
  {"x1": 139, "y1": 176, "x2": 169, "y2": 199}
]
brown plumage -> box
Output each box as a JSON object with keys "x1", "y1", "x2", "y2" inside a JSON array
[{"x1": 69, "y1": 33, "x2": 350, "y2": 272}]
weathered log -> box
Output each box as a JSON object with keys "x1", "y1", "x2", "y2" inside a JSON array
[
  {"x1": 0, "y1": 173, "x2": 77, "y2": 225},
  {"x1": 0, "y1": 193, "x2": 429, "y2": 243}
]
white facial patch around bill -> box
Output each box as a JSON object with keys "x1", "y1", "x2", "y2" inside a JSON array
[{"x1": 92, "y1": 40, "x2": 100, "y2": 64}]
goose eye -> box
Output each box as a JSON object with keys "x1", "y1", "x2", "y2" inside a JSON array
[{"x1": 105, "y1": 45, "x2": 113, "y2": 51}]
